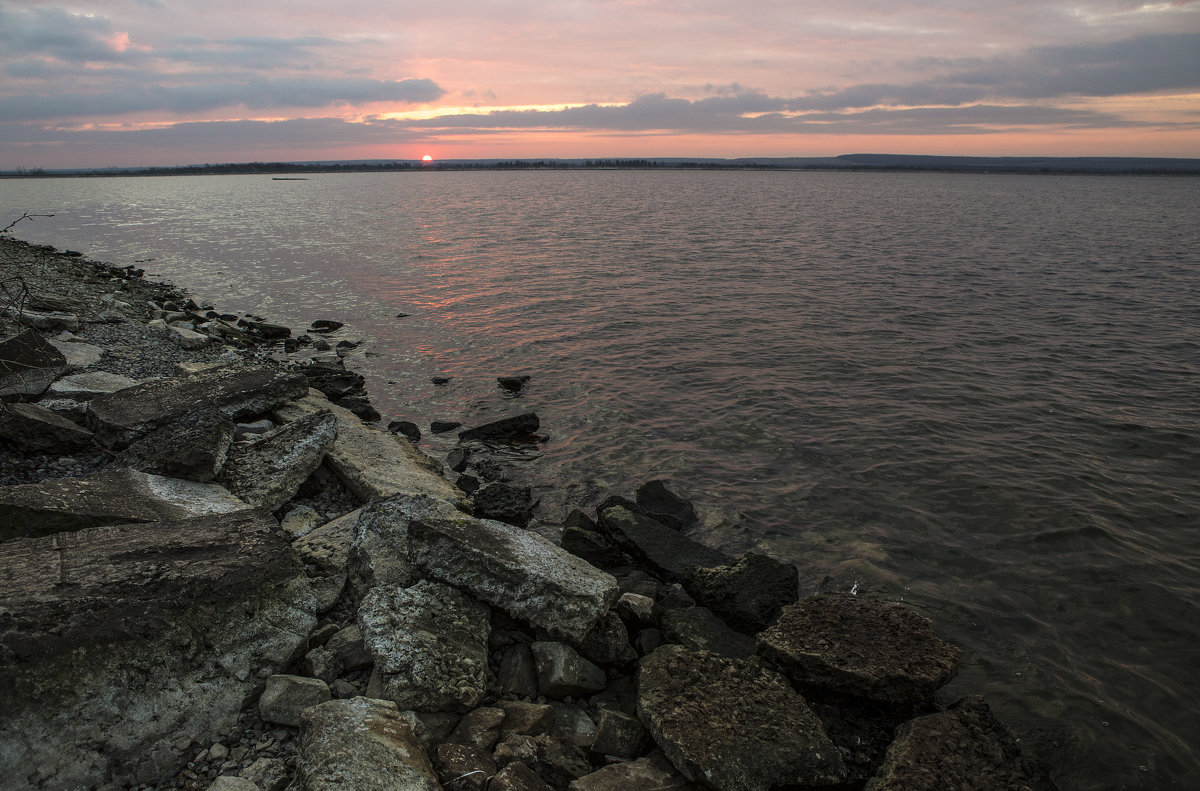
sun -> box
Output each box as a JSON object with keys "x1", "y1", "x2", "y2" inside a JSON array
[{"x1": 422, "y1": 154, "x2": 433, "y2": 162}]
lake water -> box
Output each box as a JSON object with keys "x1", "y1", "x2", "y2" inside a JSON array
[{"x1": 3, "y1": 170, "x2": 1198, "y2": 789}]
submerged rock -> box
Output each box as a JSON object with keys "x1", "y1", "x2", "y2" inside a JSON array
[
  {"x1": 682, "y1": 553, "x2": 798, "y2": 633},
  {"x1": 634, "y1": 480, "x2": 698, "y2": 530},
  {"x1": 458, "y1": 412, "x2": 539, "y2": 442}
]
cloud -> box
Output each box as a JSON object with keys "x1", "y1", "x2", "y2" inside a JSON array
[
  {"x1": 0, "y1": 4, "x2": 133, "y2": 63},
  {"x1": 0, "y1": 77, "x2": 446, "y2": 121}
]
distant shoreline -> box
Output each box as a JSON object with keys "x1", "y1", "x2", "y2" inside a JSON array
[{"x1": 4, "y1": 153, "x2": 1199, "y2": 178}]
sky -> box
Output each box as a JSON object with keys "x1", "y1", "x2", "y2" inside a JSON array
[{"x1": 1, "y1": 0, "x2": 1198, "y2": 168}]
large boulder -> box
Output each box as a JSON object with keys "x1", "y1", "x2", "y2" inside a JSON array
[
  {"x1": 274, "y1": 390, "x2": 467, "y2": 508},
  {"x1": 117, "y1": 409, "x2": 235, "y2": 482},
  {"x1": 681, "y1": 553, "x2": 798, "y2": 633},
  {"x1": 659, "y1": 607, "x2": 755, "y2": 659},
  {"x1": 0, "y1": 401, "x2": 93, "y2": 451},
  {"x1": 756, "y1": 594, "x2": 961, "y2": 703},
  {"x1": 0, "y1": 509, "x2": 316, "y2": 790},
  {"x1": 0, "y1": 329, "x2": 67, "y2": 400},
  {"x1": 359, "y1": 580, "x2": 490, "y2": 712},
  {"x1": 218, "y1": 410, "x2": 337, "y2": 510},
  {"x1": 408, "y1": 507, "x2": 619, "y2": 642},
  {"x1": 598, "y1": 505, "x2": 730, "y2": 582},
  {"x1": 347, "y1": 494, "x2": 464, "y2": 600},
  {"x1": 86, "y1": 364, "x2": 308, "y2": 448},
  {"x1": 295, "y1": 698, "x2": 440, "y2": 791},
  {"x1": 0, "y1": 468, "x2": 248, "y2": 540},
  {"x1": 636, "y1": 645, "x2": 845, "y2": 791}
]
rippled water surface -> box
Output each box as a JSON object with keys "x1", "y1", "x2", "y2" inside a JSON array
[{"x1": 5, "y1": 170, "x2": 1199, "y2": 789}]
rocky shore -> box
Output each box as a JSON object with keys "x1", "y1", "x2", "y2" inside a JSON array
[{"x1": 1, "y1": 235, "x2": 1055, "y2": 791}]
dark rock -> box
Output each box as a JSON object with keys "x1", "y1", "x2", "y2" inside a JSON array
[
  {"x1": 302, "y1": 363, "x2": 365, "y2": 400},
  {"x1": 457, "y1": 474, "x2": 481, "y2": 494},
  {"x1": 637, "y1": 645, "x2": 845, "y2": 791},
  {"x1": 218, "y1": 410, "x2": 338, "y2": 511},
  {"x1": 635, "y1": 480, "x2": 698, "y2": 530},
  {"x1": 682, "y1": 553, "x2": 799, "y2": 633},
  {"x1": 864, "y1": 696, "x2": 1055, "y2": 791},
  {"x1": 0, "y1": 329, "x2": 68, "y2": 400},
  {"x1": 597, "y1": 505, "x2": 731, "y2": 582},
  {"x1": 389, "y1": 420, "x2": 421, "y2": 441},
  {"x1": 590, "y1": 674, "x2": 638, "y2": 716},
  {"x1": 309, "y1": 320, "x2": 343, "y2": 333},
  {"x1": 591, "y1": 710, "x2": 649, "y2": 759},
  {"x1": 473, "y1": 482, "x2": 535, "y2": 527},
  {"x1": 660, "y1": 607, "x2": 756, "y2": 659},
  {"x1": 571, "y1": 611, "x2": 636, "y2": 667},
  {"x1": 117, "y1": 409, "x2": 234, "y2": 482},
  {"x1": 432, "y1": 376, "x2": 452, "y2": 385},
  {"x1": 636, "y1": 628, "x2": 663, "y2": 656},
  {"x1": 0, "y1": 468, "x2": 247, "y2": 540},
  {"x1": 564, "y1": 508, "x2": 596, "y2": 532},
  {"x1": 335, "y1": 340, "x2": 357, "y2": 349},
  {"x1": 615, "y1": 593, "x2": 657, "y2": 630},
  {"x1": 240, "y1": 319, "x2": 291, "y2": 339},
  {"x1": 259, "y1": 674, "x2": 332, "y2": 727},
  {"x1": 656, "y1": 584, "x2": 695, "y2": 611},
  {"x1": 561, "y1": 526, "x2": 624, "y2": 569},
  {"x1": 86, "y1": 364, "x2": 307, "y2": 449},
  {"x1": 497, "y1": 375, "x2": 531, "y2": 393},
  {"x1": 0, "y1": 402, "x2": 93, "y2": 451},
  {"x1": 568, "y1": 751, "x2": 702, "y2": 791},
  {"x1": 395, "y1": 312, "x2": 410, "y2": 318},
  {"x1": 0, "y1": 510, "x2": 316, "y2": 789},
  {"x1": 325, "y1": 624, "x2": 373, "y2": 671},
  {"x1": 497, "y1": 643, "x2": 540, "y2": 699},
  {"x1": 497, "y1": 701, "x2": 556, "y2": 739},
  {"x1": 489, "y1": 761, "x2": 552, "y2": 791},
  {"x1": 530, "y1": 642, "x2": 607, "y2": 698},
  {"x1": 436, "y1": 743, "x2": 496, "y2": 791},
  {"x1": 447, "y1": 447, "x2": 470, "y2": 472},
  {"x1": 432, "y1": 420, "x2": 463, "y2": 433},
  {"x1": 333, "y1": 394, "x2": 381, "y2": 422},
  {"x1": 449, "y1": 707, "x2": 507, "y2": 751},
  {"x1": 458, "y1": 412, "x2": 540, "y2": 442},
  {"x1": 312, "y1": 338, "x2": 331, "y2": 351},
  {"x1": 756, "y1": 594, "x2": 961, "y2": 703}
]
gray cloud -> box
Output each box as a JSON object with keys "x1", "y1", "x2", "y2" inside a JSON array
[{"x1": 0, "y1": 4, "x2": 128, "y2": 63}]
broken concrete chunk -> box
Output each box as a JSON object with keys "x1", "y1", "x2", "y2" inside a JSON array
[
  {"x1": 408, "y1": 507, "x2": 619, "y2": 643},
  {"x1": 259, "y1": 675, "x2": 332, "y2": 727},
  {"x1": 568, "y1": 751, "x2": 702, "y2": 791},
  {"x1": 598, "y1": 505, "x2": 730, "y2": 582},
  {"x1": 47, "y1": 336, "x2": 104, "y2": 370},
  {"x1": 0, "y1": 329, "x2": 67, "y2": 399},
  {"x1": 591, "y1": 710, "x2": 649, "y2": 760},
  {"x1": 0, "y1": 468, "x2": 248, "y2": 540},
  {"x1": 0, "y1": 401, "x2": 93, "y2": 451},
  {"x1": 218, "y1": 410, "x2": 337, "y2": 511},
  {"x1": 87, "y1": 364, "x2": 308, "y2": 449},
  {"x1": 637, "y1": 645, "x2": 845, "y2": 791},
  {"x1": 756, "y1": 594, "x2": 961, "y2": 703},
  {"x1": 348, "y1": 494, "x2": 464, "y2": 600},
  {"x1": 48, "y1": 371, "x2": 139, "y2": 400},
  {"x1": 531, "y1": 642, "x2": 607, "y2": 699},
  {"x1": 660, "y1": 607, "x2": 755, "y2": 660},
  {"x1": 358, "y1": 580, "x2": 490, "y2": 712},
  {"x1": 117, "y1": 409, "x2": 235, "y2": 482},
  {"x1": 682, "y1": 553, "x2": 799, "y2": 633}
]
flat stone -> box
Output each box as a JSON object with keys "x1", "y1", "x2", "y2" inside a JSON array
[
  {"x1": 637, "y1": 645, "x2": 845, "y2": 791},
  {"x1": 597, "y1": 505, "x2": 730, "y2": 582},
  {"x1": 274, "y1": 390, "x2": 467, "y2": 507},
  {"x1": 2, "y1": 307, "x2": 79, "y2": 332},
  {"x1": 568, "y1": 752, "x2": 701, "y2": 791},
  {"x1": 169, "y1": 325, "x2": 210, "y2": 349},
  {"x1": 348, "y1": 494, "x2": 465, "y2": 600},
  {"x1": 280, "y1": 505, "x2": 324, "y2": 541},
  {"x1": 591, "y1": 710, "x2": 649, "y2": 759},
  {"x1": 531, "y1": 642, "x2": 607, "y2": 699},
  {"x1": 0, "y1": 401, "x2": 93, "y2": 451},
  {"x1": 0, "y1": 510, "x2": 316, "y2": 790},
  {"x1": 117, "y1": 409, "x2": 235, "y2": 482},
  {"x1": 358, "y1": 580, "x2": 490, "y2": 712},
  {"x1": 47, "y1": 336, "x2": 104, "y2": 369},
  {"x1": 0, "y1": 468, "x2": 248, "y2": 540},
  {"x1": 408, "y1": 508, "x2": 619, "y2": 643},
  {"x1": 87, "y1": 364, "x2": 308, "y2": 449},
  {"x1": 295, "y1": 698, "x2": 440, "y2": 791},
  {"x1": 682, "y1": 553, "x2": 798, "y2": 633},
  {"x1": 660, "y1": 607, "x2": 755, "y2": 659},
  {"x1": 756, "y1": 594, "x2": 961, "y2": 703},
  {"x1": 458, "y1": 412, "x2": 539, "y2": 442},
  {"x1": 561, "y1": 526, "x2": 624, "y2": 569},
  {"x1": 218, "y1": 410, "x2": 337, "y2": 511},
  {"x1": 0, "y1": 329, "x2": 67, "y2": 399},
  {"x1": 259, "y1": 675, "x2": 332, "y2": 727},
  {"x1": 48, "y1": 370, "x2": 140, "y2": 400}
]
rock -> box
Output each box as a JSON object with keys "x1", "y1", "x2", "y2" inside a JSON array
[
  {"x1": 48, "y1": 370, "x2": 139, "y2": 400},
  {"x1": 561, "y1": 526, "x2": 625, "y2": 569},
  {"x1": 170, "y1": 325, "x2": 210, "y2": 349},
  {"x1": 568, "y1": 751, "x2": 701, "y2": 791},
  {"x1": 235, "y1": 418, "x2": 274, "y2": 438},
  {"x1": 473, "y1": 482, "x2": 535, "y2": 527},
  {"x1": 280, "y1": 504, "x2": 324, "y2": 541},
  {"x1": 590, "y1": 675, "x2": 637, "y2": 716},
  {"x1": 348, "y1": 494, "x2": 464, "y2": 599},
  {"x1": 657, "y1": 584, "x2": 695, "y2": 611},
  {"x1": 432, "y1": 420, "x2": 463, "y2": 433},
  {"x1": 47, "y1": 336, "x2": 104, "y2": 369},
  {"x1": 431, "y1": 376, "x2": 452, "y2": 385},
  {"x1": 616, "y1": 593, "x2": 657, "y2": 629},
  {"x1": 259, "y1": 675, "x2": 332, "y2": 727},
  {"x1": 240, "y1": 757, "x2": 288, "y2": 791},
  {"x1": 358, "y1": 580, "x2": 490, "y2": 712},
  {"x1": 207, "y1": 777, "x2": 262, "y2": 791},
  {"x1": 549, "y1": 703, "x2": 596, "y2": 749},
  {"x1": 389, "y1": 420, "x2": 421, "y2": 441},
  {"x1": 448, "y1": 706, "x2": 507, "y2": 751},
  {"x1": 530, "y1": 642, "x2": 607, "y2": 698},
  {"x1": 334, "y1": 394, "x2": 381, "y2": 422},
  {"x1": 446, "y1": 447, "x2": 470, "y2": 472},
  {"x1": 240, "y1": 319, "x2": 291, "y2": 339},
  {"x1": 117, "y1": 409, "x2": 235, "y2": 482},
  {"x1": 1, "y1": 306, "x2": 79, "y2": 332},
  {"x1": 408, "y1": 509, "x2": 620, "y2": 642},
  {"x1": 636, "y1": 629, "x2": 663, "y2": 656},
  {"x1": 325, "y1": 624, "x2": 373, "y2": 671},
  {"x1": 0, "y1": 402, "x2": 93, "y2": 451},
  {"x1": 293, "y1": 508, "x2": 361, "y2": 611},
  {"x1": 295, "y1": 698, "x2": 440, "y2": 791},
  {"x1": 597, "y1": 506, "x2": 730, "y2": 582},
  {"x1": 330, "y1": 679, "x2": 357, "y2": 699},
  {"x1": 564, "y1": 509, "x2": 596, "y2": 531},
  {"x1": 864, "y1": 697, "x2": 1052, "y2": 791},
  {"x1": 0, "y1": 510, "x2": 316, "y2": 790},
  {"x1": 218, "y1": 410, "x2": 337, "y2": 511},
  {"x1": 297, "y1": 645, "x2": 343, "y2": 684},
  {"x1": 0, "y1": 468, "x2": 248, "y2": 540},
  {"x1": 497, "y1": 643, "x2": 540, "y2": 699},
  {"x1": 497, "y1": 701, "x2": 556, "y2": 738},
  {"x1": 637, "y1": 645, "x2": 845, "y2": 791},
  {"x1": 275, "y1": 391, "x2": 467, "y2": 508},
  {"x1": 634, "y1": 481, "x2": 698, "y2": 530},
  {"x1": 436, "y1": 743, "x2": 496, "y2": 791},
  {"x1": 756, "y1": 594, "x2": 961, "y2": 703},
  {"x1": 572, "y1": 611, "x2": 636, "y2": 667},
  {"x1": 458, "y1": 412, "x2": 539, "y2": 442},
  {"x1": 0, "y1": 329, "x2": 68, "y2": 399},
  {"x1": 309, "y1": 320, "x2": 343, "y2": 333},
  {"x1": 660, "y1": 607, "x2": 755, "y2": 659},
  {"x1": 682, "y1": 553, "x2": 798, "y2": 633},
  {"x1": 489, "y1": 762, "x2": 552, "y2": 791},
  {"x1": 497, "y1": 375, "x2": 531, "y2": 393},
  {"x1": 457, "y1": 474, "x2": 481, "y2": 494},
  {"x1": 86, "y1": 364, "x2": 307, "y2": 449},
  {"x1": 591, "y1": 710, "x2": 649, "y2": 759}
]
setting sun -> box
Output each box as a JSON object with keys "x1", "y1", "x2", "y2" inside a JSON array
[{"x1": 422, "y1": 155, "x2": 433, "y2": 162}]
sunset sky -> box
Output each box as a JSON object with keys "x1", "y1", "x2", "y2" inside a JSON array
[{"x1": 1, "y1": 0, "x2": 1198, "y2": 168}]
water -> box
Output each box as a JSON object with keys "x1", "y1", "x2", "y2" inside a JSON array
[{"x1": 4, "y1": 170, "x2": 1198, "y2": 789}]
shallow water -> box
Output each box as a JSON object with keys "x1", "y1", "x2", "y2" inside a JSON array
[{"x1": 4, "y1": 170, "x2": 1199, "y2": 789}]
